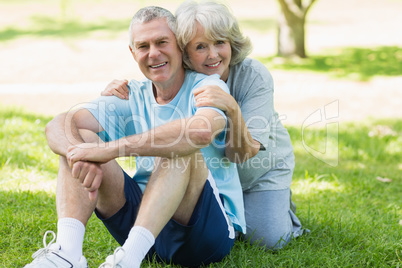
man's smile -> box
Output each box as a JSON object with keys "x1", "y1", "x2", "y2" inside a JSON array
[{"x1": 150, "y1": 62, "x2": 168, "y2": 68}]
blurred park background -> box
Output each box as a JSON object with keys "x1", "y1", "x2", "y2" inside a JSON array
[
  {"x1": 1, "y1": 0, "x2": 401, "y2": 267},
  {"x1": 0, "y1": 0, "x2": 401, "y2": 124}
]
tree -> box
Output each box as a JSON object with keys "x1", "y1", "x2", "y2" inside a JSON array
[{"x1": 276, "y1": 0, "x2": 317, "y2": 58}]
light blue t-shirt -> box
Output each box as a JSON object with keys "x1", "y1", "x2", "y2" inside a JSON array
[{"x1": 86, "y1": 70, "x2": 246, "y2": 233}]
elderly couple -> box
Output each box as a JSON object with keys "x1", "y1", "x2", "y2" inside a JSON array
[{"x1": 24, "y1": 1, "x2": 305, "y2": 267}]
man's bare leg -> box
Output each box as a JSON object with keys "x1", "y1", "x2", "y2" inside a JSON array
[
  {"x1": 55, "y1": 129, "x2": 126, "y2": 262},
  {"x1": 136, "y1": 151, "x2": 207, "y2": 234},
  {"x1": 118, "y1": 151, "x2": 208, "y2": 267}
]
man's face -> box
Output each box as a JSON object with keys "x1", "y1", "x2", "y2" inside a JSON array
[{"x1": 130, "y1": 18, "x2": 183, "y2": 86}]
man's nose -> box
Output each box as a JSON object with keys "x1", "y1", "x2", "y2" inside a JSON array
[{"x1": 149, "y1": 45, "x2": 161, "y2": 58}]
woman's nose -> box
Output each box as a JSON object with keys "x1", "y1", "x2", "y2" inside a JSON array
[{"x1": 208, "y1": 47, "x2": 218, "y2": 59}]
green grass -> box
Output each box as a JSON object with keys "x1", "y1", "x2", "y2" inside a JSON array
[
  {"x1": 1, "y1": 106, "x2": 401, "y2": 267},
  {"x1": 259, "y1": 46, "x2": 402, "y2": 81}
]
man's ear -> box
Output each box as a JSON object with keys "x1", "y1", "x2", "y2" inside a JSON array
[{"x1": 128, "y1": 45, "x2": 137, "y2": 62}]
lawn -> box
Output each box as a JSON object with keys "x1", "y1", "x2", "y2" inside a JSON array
[
  {"x1": 1, "y1": 106, "x2": 401, "y2": 267},
  {"x1": 1, "y1": 0, "x2": 401, "y2": 266}
]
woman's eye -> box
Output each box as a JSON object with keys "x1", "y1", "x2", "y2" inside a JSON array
[
  {"x1": 196, "y1": 45, "x2": 205, "y2": 50},
  {"x1": 217, "y1": 40, "x2": 225, "y2": 45}
]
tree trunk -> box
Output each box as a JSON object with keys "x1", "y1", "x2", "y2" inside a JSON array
[
  {"x1": 276, "y1": 0, "x2": 317, "y2": 58},
  {"x1": 277, "y1": 11, "x2": 306, "y2": 58}
]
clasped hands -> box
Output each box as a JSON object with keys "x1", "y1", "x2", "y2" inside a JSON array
[{"x1": 66, "y1": 142, "x2": 116, "y2": 201}]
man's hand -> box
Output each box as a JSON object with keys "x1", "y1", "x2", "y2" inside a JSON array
[
  {"x1": 66, "y1": 142, "x2": 118, "y2": 201},
  {"x1": 69, "y1": 160, "x2": 103, "y2": 201}
]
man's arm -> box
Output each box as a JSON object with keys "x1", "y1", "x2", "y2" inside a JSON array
[
  {"x1": 67, "y1": 108, "x2": 226, "y2": 164},
  {"x1": 45, "y1": 108, "x2": 103, "y2": 157}
]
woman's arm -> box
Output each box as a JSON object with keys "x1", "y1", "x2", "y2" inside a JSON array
[{"x1": 193, "y1": 85, "x2": 260, "y2": 163}]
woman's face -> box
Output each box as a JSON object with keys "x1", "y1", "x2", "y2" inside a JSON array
[{"x1": 186, "y1": 23, "x2": 232, "y2": 82}]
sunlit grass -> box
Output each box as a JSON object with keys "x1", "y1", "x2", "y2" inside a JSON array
[
  {"x1": 292, "y1": 173, "x2": 345, "y2": 197},
  {"x1": 1, "y1": 106, "x2": 401, "y2": 267}
]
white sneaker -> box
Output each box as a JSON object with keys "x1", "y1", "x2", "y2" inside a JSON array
[
  {"x1": 24, "y1": 231, "x2": 88, "y2": 268},
  {"x1": 98, "y1": 247, "x2": 126, "y2": 268}
]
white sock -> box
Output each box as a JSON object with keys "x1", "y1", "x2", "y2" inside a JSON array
[
  {"x1": 120, "y1": 226, "x2": 155, "y2": 267},
  {"x1": 56, "y1": 217, "x2": 85, "y2": 261}
]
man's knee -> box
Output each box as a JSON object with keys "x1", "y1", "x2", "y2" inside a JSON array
[
  {"x1": 153, "y1": 151, "x2": 207, "y2": 174},
  {"x1": 79, "y1": 129, "x2": 101, "y2": 143}
]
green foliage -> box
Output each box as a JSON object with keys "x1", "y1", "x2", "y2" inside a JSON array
[
  {"x1": 260, "y1": 46, "x2": 402, "y2": 81},
  {"x1": 1, "y1": 106, "x2": 401, "y2": 267}
]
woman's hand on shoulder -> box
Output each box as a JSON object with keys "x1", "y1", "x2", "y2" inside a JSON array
[
  {"x1": 101, "y1": 79, "x2": 129, "y2": 100},
  {"x1": 193, "y1": 85, "x2": 237, "y2": 115}
]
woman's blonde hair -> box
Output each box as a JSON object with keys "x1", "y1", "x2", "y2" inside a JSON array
[{"x1": 175, "y1": 0, "x2": 252, "y2": 69}]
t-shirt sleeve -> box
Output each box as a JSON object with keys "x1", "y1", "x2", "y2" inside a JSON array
[
  {"x1": 192, "y1": 74, "x2": 229, "y2": 120},
  {"x1": 235, "y1": 61, "x2": 274, "y2": 146},
  {"x1": 83, "y1": 95, "x2": 134, "y2": 141}
]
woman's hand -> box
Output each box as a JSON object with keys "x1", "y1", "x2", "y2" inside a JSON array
[
  {"x1": 101, "y1": 79, "x2": 129, "y2": 100},
  {"x1": 67, "y1": 142, "x2": 117, "y2": 166},
  {"x1": 193, "y1": 85, "x2": 237, "y2": 115}
]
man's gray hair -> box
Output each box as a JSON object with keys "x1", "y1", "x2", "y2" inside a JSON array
[{"x1": 129, "y1": 6, "x2": 177, "y2": 50}]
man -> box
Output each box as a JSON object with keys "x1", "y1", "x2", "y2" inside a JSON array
[{"x1": 24, "y1": 6, "x2": 245, "y2": 268}]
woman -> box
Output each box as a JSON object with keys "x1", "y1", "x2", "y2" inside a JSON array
[{"x1": 103, "y1": 0, "x2": 306, "y2": 249}]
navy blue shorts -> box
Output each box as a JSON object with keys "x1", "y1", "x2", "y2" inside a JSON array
[{"x1": 95, "y1": 171, "x2": 235, "y2": 266}]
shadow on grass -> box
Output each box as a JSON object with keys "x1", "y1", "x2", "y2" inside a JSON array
[
  {"x1": 259, "y1": 46, "x2": 402, "y2": 81},
  {"x1": 0, "y1": 15, "x2": 129, "y2": 41}
]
